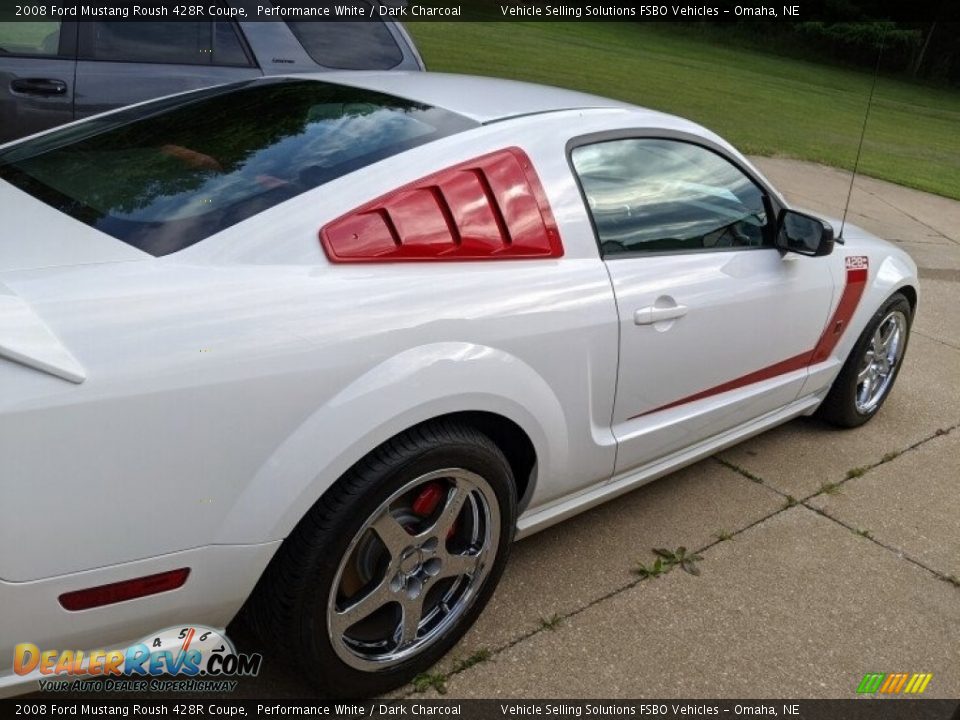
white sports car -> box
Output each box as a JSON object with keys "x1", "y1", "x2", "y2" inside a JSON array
[{"x1": 0, "y1": 72, "x2": 916, "y2": 696}]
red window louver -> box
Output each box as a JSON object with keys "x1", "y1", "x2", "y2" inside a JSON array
[{"x1": 320, "y1": 147, "x2": 563, "y2": 262}]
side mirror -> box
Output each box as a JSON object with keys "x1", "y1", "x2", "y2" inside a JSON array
[{"x1": 775, "y1": 209, "x2": 834, "y2": 257}]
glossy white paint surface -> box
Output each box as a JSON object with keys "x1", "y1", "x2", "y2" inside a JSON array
[
  {"x1": 0, "y1": 73, "x2": 918, "y2": 695},
  {"x1": 607, "y1": 248, "x2": 834, "y2": 473},
  {"x1": 0, "y1": 280, "x2": 85, "y2": 384}
]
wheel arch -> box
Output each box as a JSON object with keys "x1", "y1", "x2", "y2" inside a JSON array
[
  {"x1": 279, "y1": 410, "x2": 538, "y2": 537},
  {"x1": 830, "y1": 248, "x2": 918, "y2": 370},
  {"x1": 409, "y1": 410, "x2": 538, "y2": 511},
  {"x1": 215, "y1": 342, "x2": 563, "y2": 545},
  {"x1": 897, "y1": 283, "x2": 918, "y2": 315}
]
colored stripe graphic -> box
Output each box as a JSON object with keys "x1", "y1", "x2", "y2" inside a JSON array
[
  {"x1": 857, "y1": 672, "x2": 932, "y2": 695},
  {"x1": 857, "y1": 673, "x2": 885, "y2": 694},
  {"x1": 809, "y1": 267, "x2": 868, "y2": 364},
  {"x1": 882, "y1": 673, "x2": 909, "y2": 693},
  {"x1": 629, "y1": 262, "x2": 868, "y2": 420}
]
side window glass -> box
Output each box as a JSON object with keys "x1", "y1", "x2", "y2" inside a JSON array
[
  {"x1": 81, "y1": 22, "x2": 251, "y2": 67},
  {"x1": 213, "y1": 22, "x2": 252, "y2": 67},
  {"x1": 0, "y1": 22, "x2": 64, "y2": 57},
  {"x1": 572, "y1": 138, "x2": 772, "y2": 257},
  {"x1": 285, "y1": 13, "x2": 404, "y2": 70},
  {"x1": 83, "y1": 22, "x2": 214, "y2": 65}
]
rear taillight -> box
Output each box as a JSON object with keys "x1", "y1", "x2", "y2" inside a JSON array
[{"x1": 320, "y1": 147, "x2": 563, "y2": 262}]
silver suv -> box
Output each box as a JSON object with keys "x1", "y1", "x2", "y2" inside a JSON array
[{"x1": 0, "y1": 3, "x2": 424, "y2": 143}]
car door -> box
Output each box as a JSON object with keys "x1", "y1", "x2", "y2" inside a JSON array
[
  {"x1": 570, "y1": 137, "x2": 836, "y2": 475},
  {"x1": 0, "y1": 21, "x2": 76, "y2": 143},
  {"x1": 74, "y1": 20, "x2": 261, "y2": 120}
]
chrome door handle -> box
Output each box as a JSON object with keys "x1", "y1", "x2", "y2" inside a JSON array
[{"x1": 634, "y1": 304, "x2": 688, "y2": 325}]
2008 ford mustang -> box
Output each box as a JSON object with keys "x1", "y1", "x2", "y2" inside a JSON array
[{"x1": 0, "y1": 72, "x2": 916, "y2": 696}]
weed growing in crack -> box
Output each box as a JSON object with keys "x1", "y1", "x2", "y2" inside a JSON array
[
  {"x1": 717, "y1": 458, "x2": 763, "y2": 483},
  {"x1": 538, "y1": 614, "x2": 563, "y2": 631},
  {"x1": 412, "y1": 671, "x2": 448, "y2": 694},
  {"x1": 654, "y1": 547, "x2": 704, "y2": 576},
  {"x1": 634, "y1": 557, "x2": 667, "y2": 579},
  {"x1": 452, "y1": 648, "x2": 491, "y2": 673}
]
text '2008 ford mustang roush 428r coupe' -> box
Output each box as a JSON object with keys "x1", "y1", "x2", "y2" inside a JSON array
[{"x1": 0, "y1": 72, "x2": 916, "y2": 696}]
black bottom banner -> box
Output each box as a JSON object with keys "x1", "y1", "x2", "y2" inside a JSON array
[{"x1": 2, "y1": 699, "x2": 959, "y2": 720}]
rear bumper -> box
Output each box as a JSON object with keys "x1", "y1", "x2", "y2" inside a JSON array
[{"x1": 0, "y1": 541, "x2": 279, "y2": 697}]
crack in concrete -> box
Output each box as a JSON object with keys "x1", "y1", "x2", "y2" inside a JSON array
[
  {"x1": 802, "y1": 502, "x2": 960, "y2": 589},
  {"x1": 796, "y1": 422, "x2": 960, "y2": 588},
  {"x1": 859, "y1": 187, "x2": 959, "y2": 245},
  {"x1": 914, "y1": 329, "x2": 960, "y2": 352}
]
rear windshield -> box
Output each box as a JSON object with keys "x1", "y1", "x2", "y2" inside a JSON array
[{"x1": 0, "y1": 79, "x2": 475, "y2": 256}]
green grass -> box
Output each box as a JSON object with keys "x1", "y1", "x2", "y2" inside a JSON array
[{"x1": 408, "y1": 23, "x2": 960, "y2": 199}]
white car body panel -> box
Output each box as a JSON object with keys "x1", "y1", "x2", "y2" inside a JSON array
[
  {"x1": 305, "y1": 70, "x2": 635, "y2": 123},
  {"x1": 0, "y1": 72, "x2": 918, "y2": 696},
  {"x1": 607, "y1": 249, "x2": 834, "y2": 473},
  {"x1": 0, "y1": 279, "x2": 86, "y2": 384},
  {"x1": 0, "y1": 542, "x2": 279, "y2": 693}
]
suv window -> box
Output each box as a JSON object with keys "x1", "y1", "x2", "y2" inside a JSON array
[
  {"x1": 0, "y1": 21, "x2": 64, "y2": 57},
  {"x1": 286, "y1": 14, "x2": 404, "y2": 70},
  {"x1": 0, "y1": 79, "x2": 477, "y2": 257},
  {"x1": 81, "y1": 21, "x2": 251, "y2": 67},
  {"x1": 572, "y1": 138, "x2": 772, "y2": 257}
]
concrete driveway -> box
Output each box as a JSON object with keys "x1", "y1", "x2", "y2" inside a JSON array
[{"x1": 231, "y1": 159, "x2": 960, "y2": 699}]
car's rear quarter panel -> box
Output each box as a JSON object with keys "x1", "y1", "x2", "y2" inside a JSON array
[{"x1": 0, "y1": 113, "x2": 629, "y2": 584}]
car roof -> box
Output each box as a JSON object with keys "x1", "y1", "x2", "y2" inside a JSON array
[{"x1": 287, "y1": 70, "x2": 635, "y2": 124}]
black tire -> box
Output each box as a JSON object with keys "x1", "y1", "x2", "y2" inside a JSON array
[
  {"x1": 245, "y1": 420, "x2": 517, "y2": 697},
  {"x1": 816, "y1": 292, "x2": 912, "y2": 428}
]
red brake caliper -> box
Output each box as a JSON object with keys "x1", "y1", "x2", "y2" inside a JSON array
[{"x1": 411, "y1": 482, "x2": 457, "y2": 539}]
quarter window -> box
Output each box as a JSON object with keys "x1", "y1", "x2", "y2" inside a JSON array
[
  {"x1": 0, "y1": 21, "x2": 64, "y2": 57},
  {"x1": 572, "y1": 138, "x2": 772, "y2": 257},
  {"x1": 286, "y1": 13, "x2": 404, "y2": 70}
]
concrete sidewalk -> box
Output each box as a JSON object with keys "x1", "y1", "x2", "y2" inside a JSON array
[{"x1": 394, "y1": 160, "x2": 960, "y2": 699}]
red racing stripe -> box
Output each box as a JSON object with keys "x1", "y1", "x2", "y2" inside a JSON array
[
  {"x1": 628, "y1": 261, "x2": 869, "y2": 420},
  {"x1": 809, "y1": 267, "x2": 868, "y2": 364}
]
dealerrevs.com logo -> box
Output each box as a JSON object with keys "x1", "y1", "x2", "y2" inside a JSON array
[{"x1": 14, "y1": 626, "x2": 263, "y2": 693}]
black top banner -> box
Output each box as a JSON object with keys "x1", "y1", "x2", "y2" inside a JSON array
[{"x1": 0, "y1": 0, "x2": 957, "y2": 22}]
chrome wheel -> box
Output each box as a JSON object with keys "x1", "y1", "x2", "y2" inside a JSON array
[
  {"x1": 327, "y1": 468, "x2": 500, "y2": 671},
  {"x1": 855, "y1": 310, "x2": 907, "y2": 414}
]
